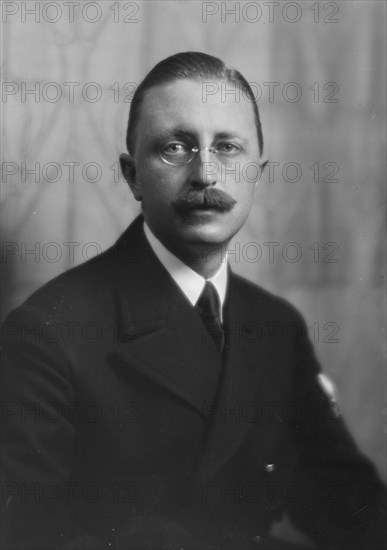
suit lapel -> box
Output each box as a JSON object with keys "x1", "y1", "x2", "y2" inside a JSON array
[{"x1": 111, "y1": 216, "x2": 223, "y2": 415}]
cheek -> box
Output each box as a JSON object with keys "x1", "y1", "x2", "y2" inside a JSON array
[
  {"x1": 138, "y1": 165, "x2": 166, "y2": 198},
  {"x1": 231, "y1": 181, "x2": 256, "y2": 205},
  {"x1": 140, "y1": 172, "x2": 182, "y2": 211},
  {"x1": 141, "y1": 161, "x2": 187, "y2": 196},
  {"x1": 224, "y1": 162, "x2": 258, "y2": 197}
]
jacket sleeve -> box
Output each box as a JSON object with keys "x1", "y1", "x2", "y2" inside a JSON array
[
  {"x1": 0, "y1": 304, "x2": 102, "y2": 550},
  {"x1": 286, "y1": 314, "x2": 386, "y2": 550}
]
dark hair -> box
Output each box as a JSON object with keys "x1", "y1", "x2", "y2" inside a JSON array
[{"x1": 126, "y1": 51, "x2": 264, "y2": 157}]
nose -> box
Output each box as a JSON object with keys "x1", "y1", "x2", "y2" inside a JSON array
[{"x1": 189, "y1": 148, "x2": 218, "y2": 187}]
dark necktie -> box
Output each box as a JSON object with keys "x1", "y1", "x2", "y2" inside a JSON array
[{"x1": 196, "y1": 281, "x2": 224, "y2": 352}]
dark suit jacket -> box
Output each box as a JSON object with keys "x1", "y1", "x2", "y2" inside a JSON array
[{"x1": 1, "y1": 215, "x2": 385, "y2": 550}]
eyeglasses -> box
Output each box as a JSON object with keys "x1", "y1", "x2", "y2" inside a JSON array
[{"x1": 159, "y1": 143, "x2": 243, "y2": 166}]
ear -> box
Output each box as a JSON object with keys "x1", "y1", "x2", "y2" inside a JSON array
[
  {"x1": 254, "y1": 158, "x2": 269, "y2": 187},
  {"x1": 120, "y1": 153, "x2": 142, "y2": 201},
  {"x1": 260, "y1": 159, "x2": 269, "y2": 172}
]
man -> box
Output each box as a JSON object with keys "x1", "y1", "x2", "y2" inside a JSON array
[{"x1": 1, "y1": 52, "x2": 385, "y2": 550}]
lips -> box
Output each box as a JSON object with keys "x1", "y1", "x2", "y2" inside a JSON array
[{"x1": 190, "y1": 197, "x2": 223, "y2": 210}]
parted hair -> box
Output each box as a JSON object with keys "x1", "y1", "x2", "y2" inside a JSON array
[{"x1": 125, "y1": 51, "x2": 264, "y2": 157}]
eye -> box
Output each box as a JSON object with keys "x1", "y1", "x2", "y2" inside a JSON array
[
  {"x1": 216, "y1": 142, "x2": 242, "y2": 156},
  {"x1": 161, "y1": 142, "x2": 190, "y2": 156}
]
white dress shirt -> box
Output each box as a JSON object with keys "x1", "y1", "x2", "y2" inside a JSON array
[{"x1": 143, "y1": 222, "x2": 228, "y2": 321}]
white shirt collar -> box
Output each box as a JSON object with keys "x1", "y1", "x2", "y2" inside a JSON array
[{"x1": 143, "y1": 222, "x2": 228, "y2": 316}]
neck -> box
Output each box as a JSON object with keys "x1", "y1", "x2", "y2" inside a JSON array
[
  {"x1": 155, "y1": 236, "x2": 227, "y2": 278},
  {"x1": 142, "y1": 218, "x2": 228, "y2": 278},
  {"x1": 173, "y1": 242, "x2": 227, "y2": 279}
]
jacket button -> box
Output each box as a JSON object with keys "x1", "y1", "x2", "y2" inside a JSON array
[
  {"x1": 265, "y1": 463, "x2": 275, "y2": 472},
  {"x1": 253, "y1": 535, "x2": 261, "y2": 543}
]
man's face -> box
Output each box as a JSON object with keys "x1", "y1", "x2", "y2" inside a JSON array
[{"x1": 130, "y1": 79, "x2": 261, "y2": 256}]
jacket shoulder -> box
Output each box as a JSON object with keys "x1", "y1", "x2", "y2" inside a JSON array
[
  {"x1": 3, "y1": 216, "x2": 145, "y2": 325},
  {"x1": 230, "y1": 272, "x2": 306, "y2": 326},
  {"x1": 6, "y1": 247, "x2": 114, "y2": 322}
]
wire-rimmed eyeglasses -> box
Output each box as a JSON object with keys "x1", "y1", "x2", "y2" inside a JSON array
[{"x1": 159, "y1": 143, "x2": 243, "y2": 166}]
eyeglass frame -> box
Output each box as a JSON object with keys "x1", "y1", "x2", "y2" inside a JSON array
[{"x1": 159, "y1": 144, "x2": 244, "y2": 166}]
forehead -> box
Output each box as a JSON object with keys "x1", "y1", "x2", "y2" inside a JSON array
[{"x1": 136, "y1": 79, "x2": 258, "y2": 142}]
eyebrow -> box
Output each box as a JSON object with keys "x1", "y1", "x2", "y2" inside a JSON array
[
  {"x1": 155, "y1": 128, "x2": 248, "y2": 144},
  {"x1": 214, "y1": 131, "x2": 247, "y2": 144}
]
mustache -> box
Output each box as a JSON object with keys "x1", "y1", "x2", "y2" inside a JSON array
[{"x1": 172, "y1": 187, "x2": 237, "y2": 215}]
